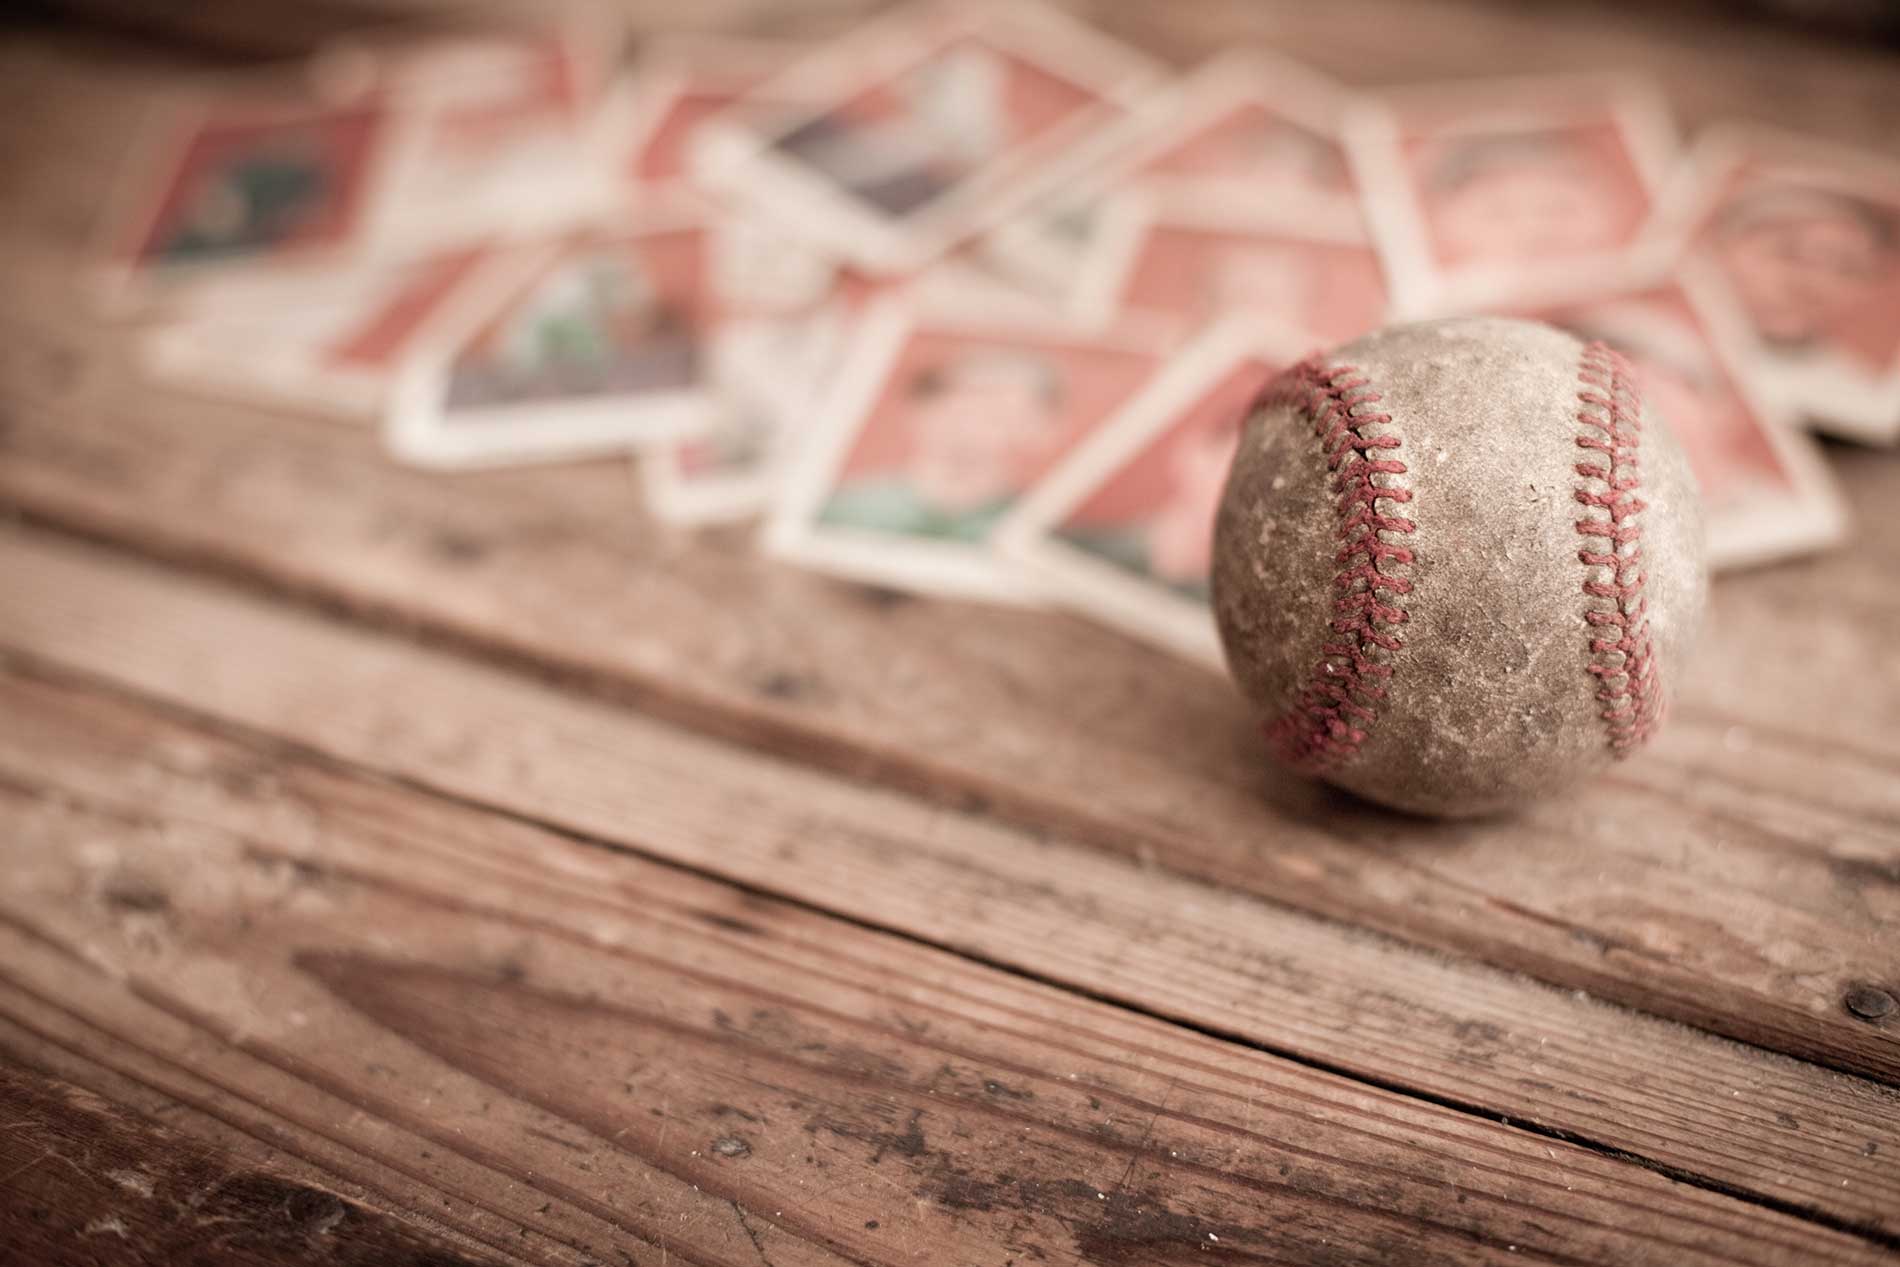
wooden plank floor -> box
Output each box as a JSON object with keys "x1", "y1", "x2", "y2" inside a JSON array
[{"x1": 2, "y1": 2, "x2": 1898, "y2": 1264}]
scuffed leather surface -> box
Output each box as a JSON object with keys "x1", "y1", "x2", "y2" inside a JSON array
[{"x1": 1214, "y1": 317, "x2": 1706, "y2": 818}]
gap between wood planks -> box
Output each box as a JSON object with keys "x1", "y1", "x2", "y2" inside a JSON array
[
  {"x1": 0, "y1": 525, "x2": 1896, "y2": 1255},
  {"x1": 0, "y1": 663, "x2": 1890, "y2": 1267}
]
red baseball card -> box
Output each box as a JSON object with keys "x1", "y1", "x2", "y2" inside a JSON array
[
  {"x1": 640, "y1": 245, "x2": 1059, "y2": 526},
  {"x1": 984, "y1": 51, "x2": 1363, "y2": 316},
  {"x1": 1651, "y1": 126, "x2": 1900, "y2": 444},
  {"x1": 998, "y1": 320, "x2": 1303, "y2": 663},
  {"x1": 1078, "y1": 201, "x2": 1388, "y2": 345},
  {"x1": 766, "y1": 304, "x2": 1168, "y2": 600},
  {"x1": 693, "y1": 0, "x2": 1161, "y2": 273},
  {"x1": 388, "y1": 210, "x2": 832, "y2": 467},
  {"x1": 1349, "y1": 75, "x2": 1676, "y2": 311},
  {"x1": 97, "y1": 90, "x2": 389, "y2": 306}
]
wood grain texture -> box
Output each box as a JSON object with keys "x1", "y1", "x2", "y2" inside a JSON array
[
  {"x1": 1, "y1": 526, "x2": 1896, "y2": 1249},
  {"x1": 2, "y1": 241, "x2": 1896, "y2": 1087},
  {"x1": 0, "y1": 666, "x2": 1887, "y2": 1267},
  {"x1": 0, "y1": 1063, "x2": 502, "y2": 1267},
  {"x1": 0, "y1": 2, "x2": 1897, "y2": 1259}
]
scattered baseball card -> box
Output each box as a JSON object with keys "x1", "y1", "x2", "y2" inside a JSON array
[
  {"x1": 142, "y1": 245, "x2": 492, "y2": 417},
  {"x1": 996, "y1": 320, "x2": 1300, "y2": 665},
  {"x1": 638, "y1": 248, "x2": 1061, "y2": 525},
  {"x1": 359, "y1": 29, "x2": 620, "y2": 251},
  {"x1": 985, "y1": 49, "x2": 1364, "y2": 306},
  {"x1": 1087, "y1": 51, "x2": 1362, "y2": 220},
  {"x1": 95, "y1": 88, "x2": 391, "y2": 308},
  {"x1": 766, "y1": 304, "x2": 1169, "y2": 600},
  {"x1": 1523, "y1": 276, "x2": 1849, "y2": 569},
  {"x1": 1072, "y1": 197, "x2": 1388, "y2": 343},
  {"x1": 387, "y1": 210, "x2": 831, "y2": 468},
  {"x1": 1651, "y1": 125, "x2": 1900, "y2": 444},
  {"x1": 691, "y1": 0, "x2": 1163, "y2": 273},
  {"x1": 111, "y1": 7, "x2": 1862, "y2": 630},
  {"x1": 1349, "y1": 74, "x2": 1677, "y2": 312}
]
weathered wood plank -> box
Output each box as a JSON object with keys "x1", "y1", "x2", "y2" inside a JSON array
[
  {"x1": 0, "y1": 669, "x2": 1886, "y2": 1266},
  {"x1": 0, "y1": 964, "x2": 633, "y2": 1267},
  {"x1": 1, "y1": 19, "x2": 1896, "y2": 1085},
  {"x1": 0, "y1": 1063, "x2": 507, "y2": 1267},
  {"x1": 1, "y1": 529, "x2": 1896, "y2": 1247},
  {"x1": 3, "y1": 268, "x2": 1897, "y2": 1095},
  {"x1": 1, "y1": 0, "x2": 1898, "y2": 1096}
]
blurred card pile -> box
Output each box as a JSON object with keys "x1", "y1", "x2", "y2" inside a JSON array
[{"x1": 105, "y1": 0, "x2": 1899, "y2": 667}]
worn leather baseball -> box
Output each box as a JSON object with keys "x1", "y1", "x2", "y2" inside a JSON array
[{"x1": 1213, "y1": 317, "x2": 1707, "y2": 817}]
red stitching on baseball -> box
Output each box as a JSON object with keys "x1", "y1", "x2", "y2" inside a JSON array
[
  {"x1": 1257, "y1": 358, "x2": 1415, "y2": 772},
  {"x1": 1574, "y1": 341, "x2": 1662, "y2": 755}
]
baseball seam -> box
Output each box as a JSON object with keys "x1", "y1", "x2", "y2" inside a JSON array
[
  {"x1": 1260, "y1": 359, "x2": 1416, "y2": 772},
  {"x1": 1574, "y1": 341, "x2": 1663, "y2": 755}
]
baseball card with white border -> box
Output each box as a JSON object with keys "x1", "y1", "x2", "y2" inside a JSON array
[
  {"x1": 354, "y1": 26, "x2": 622, "y2": 252},
  {"x1": 984, "y1": 48, "x2": 1366, "y2": 307},
  {"x1": 1068, "y1": 194, "x2": 1389, "y2": 341},
  {"x1": 765, "y1": 302, "x2": 1171, "y2": 601},
  {"x1": 387, "y1": 208, "x2": 833, "y2": 468},
  {"x1": 142, "y1": 244, "x2": 492, "y2": 418},
  {"x1": 690, "y1": 0, "x2": 1163, "y2": 274},
  {"x1": 996, "y1": 319, "x2": 1305, "y2": 666},
  {"x1": 1347, "y1": 74, "x2": 1677, "y2": 313},
  {"x1": 640, "y1": 247, "x2": 1070, "y2": 526},
  {"x1": 638, "y1": 311, "x2": 848, "y2": 524},
  {"x1": 1648, "y1": 124, "x2": 1900, "y2": 445},
  {"x1": 92, "y1": 83, "x2": 397, "y2": 311}
]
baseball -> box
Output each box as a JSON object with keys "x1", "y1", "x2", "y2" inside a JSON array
[{"x1": 1213, "y1": 317, "x2": 1707, "y2": 817}]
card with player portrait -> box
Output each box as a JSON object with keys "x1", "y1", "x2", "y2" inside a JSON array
[
  {"x1": 1650, "y1": 126, "x2": 1900, "y2": 445},
  {"x1": 996, "y1": 320, "x2": 1302, "y2": 665},
  {"x1": 1348, "y1": 74, "x2": 1677, "y2": 312},
  {"x1": 639, "y1": 244, "x2": 1063, "y2": 526},
  {"x1": 387, "y1": 210, "x2": 834, "y2": 468},
  {"x1": 766, "y1": 304, "x2": 1170, "y2": 600},
  {"x1": 1070, "y1": 197, "x2": 1388, "y2": 342},
  {"x1": 984, "y1": 49, "x2": 1365, "y2": 307},
  {"x1": 142, "y1": 245, "x2": 492, "y2": 417},
  {"x1": 348, "y1": 26, "x2": 622, "y2": 251},
  {"x1": 690, "y1": 0, "x2": 1162, "y2": 274},
  {"x1": 1520, "y1": 277, "x2": 1848, "y2": 569},
  {"x1": 94, "y1": 86, "x2": 393, "y2": 310}
]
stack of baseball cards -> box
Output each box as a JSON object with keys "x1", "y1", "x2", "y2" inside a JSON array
[{"x1": 105, "y1": 0, "x2": 1895, "y2": 669}]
